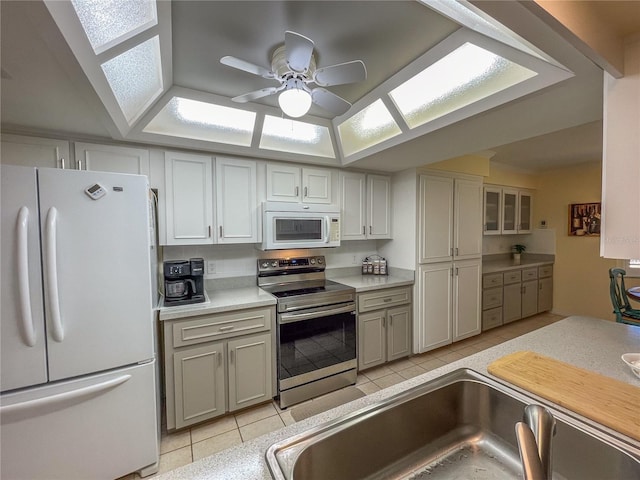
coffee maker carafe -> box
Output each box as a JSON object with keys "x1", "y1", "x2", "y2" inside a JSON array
[{"x1": 163, "y1": 258, "x2": 205, "y2": 306}]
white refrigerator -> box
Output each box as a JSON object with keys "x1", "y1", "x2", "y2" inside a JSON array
[{"x1": 1, "y1": 165, "x2": 159, "y2": 479}]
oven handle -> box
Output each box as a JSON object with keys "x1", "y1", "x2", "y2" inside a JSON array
[{"x1": 279, "y1": 303, "x2": 355, "y2": 324}]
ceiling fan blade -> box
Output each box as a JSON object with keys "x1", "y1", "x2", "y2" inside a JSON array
[
  {"x1": 313, "y1": 60, "x2": 367, "y2": 87},
  {"x1": 285, "y1": 31, "x2": 314, "y2": 73},
  {"x1": 232, "y1": 87, "x2": 280, "y2": 103},
  {"x1": 220, "y1": 56, "x2": 275, "y2": 79},
  {"x1": 311, "y1": 88, "x2": 351, "y2": 116}
]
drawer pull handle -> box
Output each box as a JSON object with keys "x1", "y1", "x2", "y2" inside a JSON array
[
  {"x1": 383, "y1": 298, "x2": 392, "y2": 303},
  {"x1": 219, "y1": 326, "x2": 235, "y2": 331}
]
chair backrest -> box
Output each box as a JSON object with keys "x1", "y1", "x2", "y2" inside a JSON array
[{"x1": 609, "y1": 268, "x2": 632, "y2": 317}]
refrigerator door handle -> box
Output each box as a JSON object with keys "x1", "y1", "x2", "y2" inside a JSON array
[
  {"x1": 0, "y1": 374, "x2": 132, "y2": 420},
  {"x1": 45, "y1": 207, "x2": 64, "y2": 342},
  {"x1": 17, "y1": 206, "x2": 36, "y2": 347}
]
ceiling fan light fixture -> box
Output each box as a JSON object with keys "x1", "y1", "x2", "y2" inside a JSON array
[{"x1": 278, "y1": 79, "x2": 312, "y2": 118}]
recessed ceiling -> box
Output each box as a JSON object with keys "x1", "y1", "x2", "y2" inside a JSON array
[{"x1": 0, "y1": 1, "x2": 636, "y2": 173}]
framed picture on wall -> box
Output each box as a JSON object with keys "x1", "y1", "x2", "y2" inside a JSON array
[{"x1": 568, "y1": 203, "x2": 601, "y2": 236}]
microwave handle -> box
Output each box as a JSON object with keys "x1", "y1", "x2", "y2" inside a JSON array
[{"x1": 324, "y1": 216, "x2": 330, "y2": 243}]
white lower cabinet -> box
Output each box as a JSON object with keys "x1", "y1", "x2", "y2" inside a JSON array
[
  {"x1": 357, "y1": 287, "x2": 411, "y2": 370},
  {"x1": 163, "y1": 307, "x2": 274, "y2": 430},
  {"x1": 416, "y1": 259, "x2": 481, "y2": 353}
]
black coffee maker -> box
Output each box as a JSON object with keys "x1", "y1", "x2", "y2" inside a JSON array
[{"x1": 163, "y1": 258, "x2": 205, "y2": 306}]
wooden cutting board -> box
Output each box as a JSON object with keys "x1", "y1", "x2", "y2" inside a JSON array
[{"x1": 488, "y1": 351, "x2": 640, "y2": 441}]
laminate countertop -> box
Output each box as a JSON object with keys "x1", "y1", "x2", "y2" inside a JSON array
[
  {"x1": 158, "y1": 287, "x2": 276, "y2": 321},
  {"x1": 332, "y1": 274, "x2": 414, "y2": 292},
  {"x1": 483, "y1": 258, "x2": 554, "y2": 274},
  {"x1": 155, "y1": 316, "x2": 640, "y2": 480}
]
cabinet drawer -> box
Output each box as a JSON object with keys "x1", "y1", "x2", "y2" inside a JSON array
[
  {"x1": 482, "y1": 307, "x2": 503, "y2": 330},
  {"x1": 172, "y1": 307, "x2": 272, "y2": 348},
  {"x1": 503, "y1": 270, "x2": 522, "y2": 285},
  {"x1": 483, "y1": 273, "x2": 503, "y2": 288},
  {"x1": 522, "y1": 268, "x2": 538, "y2": 281},
  {"x1": 358, "y1": 287, "x2": 411, "y2": 313},
  {"x1": 538, "y1": 265, "x2": 553, "y2": 278},
  {"x1": 482, "y1": 287, "x2": 503, "y2": 309}
]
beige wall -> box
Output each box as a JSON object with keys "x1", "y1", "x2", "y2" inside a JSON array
[{"x1": 535, "y1": 161, "x2": 618, "y2": 320}]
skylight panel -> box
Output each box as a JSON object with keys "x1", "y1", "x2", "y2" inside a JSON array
[
  {"x1": 389, "y1": 42, "x2": 537, "y2": 129},
  {"x1": 101, "y1": 36, "x2": 163, "y2": 124},
  {"x1": 71, "y1": 0, "x2": 158, "y2": 54},
  {"x1": 143, "y1": 97, "x2": 256, "y2": 146},
  {"x1": 260, "y1": 116, "x2": 335, "y2": 158},
  {"x1": 337, "y1": 99, "x2": 402, "y2": 157}
]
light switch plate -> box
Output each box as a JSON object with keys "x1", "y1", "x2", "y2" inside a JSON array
[{"x1": 206, "y1": 261, "x2": 216, "y2": 274}]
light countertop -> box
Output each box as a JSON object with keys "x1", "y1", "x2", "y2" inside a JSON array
[
  {"x1": 332, "y1": 274, "x2": 414, "y2": 292},
  {"x1": 155, "y1": 316, "x2": 640, "y2": 479},
  {"x1": 483, "y1": 258, "x2": 554, "y2": 274},
  {"x1": 158, "y1": 286, "x2": 276, "y2": 321}
]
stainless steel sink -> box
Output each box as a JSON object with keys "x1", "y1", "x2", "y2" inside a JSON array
[{"x1": 266, "y1": 369, "x2": 640, "y2": 480}]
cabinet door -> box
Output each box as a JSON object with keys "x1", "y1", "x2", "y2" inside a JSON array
[
  {"x1": 416, "y1": 263, "x2": 452, "y2": 353},
  {"x1": 368, "y1": 174, "x2": 391, "y2": 239},
  {"x1": 503, "y1": 283, "x2": 522, "y2": 324},
  {"x1": 266, "y1": 164, "x2": 300, "y2": 202},
  {"x1": 1, "y1": 134, "x2": 69, "y2": 169},
  {"x1": 452, "y1": 259, "x2": 481, "y2": 341},
  {"x1": 518, "y1": 191, "x2": 533, "y2": 233},
  {"x1": 302, "y1": 167, "x2": 331, "y2": 204},
  {"x1": 216, "y1": 158, "x2": 257, "y2": 243},
  {"x1": 75, "y1": 142, "x2": 150, "y2": 175},
  {"x1": 387, "y1": 306, "x2": 411, "y2": 361},
  {"x1": 502, "y1": 189, "x2": 518, "y2": 234},
  {"x1": 483, "y1": 186, "x2": 502, "y2": 235},
  {"x1": 228, "y1": 333, "x2": 272, "y2": 411},
  {"x1": 538, "y1": 277, "x2": 553, "y2": 312},
  {"x1": 340, "y1": 172, "x2": 366, "y2": 240},
  {"x1": 358, "y1": 310, "x2": 386, "y2": 370},
  {"x1": 454, "y1": 179, "x2": 483, "y2": 258},
  {"x1": 522, "y1": 280, "x2": 538, "y2": 318},
  {"x1": 164, "y1": 151, "x2": 214, "y2": 245},
  {"x1": 173, "y1": 342, "x2": 226, "y2": 429},
  {"x1": 419, "y1": 175, "x2": 454, "y2": 263}
]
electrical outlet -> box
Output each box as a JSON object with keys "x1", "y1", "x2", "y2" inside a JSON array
[
  {"x1": 206, "y1": 261, "x2": 216, "y2": 274},
  {"x1": 352, "y1": 255, "x2": 357, "y2": 265}
]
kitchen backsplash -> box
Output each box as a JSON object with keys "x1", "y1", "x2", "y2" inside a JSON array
[
  {"x1": 163, "y1": 240, "x2": 381, "y2": 279},
  {"x1": 482, "y1": 228, "x2": 556, "y2": 255}
]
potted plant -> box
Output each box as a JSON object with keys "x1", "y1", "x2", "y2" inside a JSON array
[{"x1": 512, "y1": 244, "x2": 526, "y2": 264}]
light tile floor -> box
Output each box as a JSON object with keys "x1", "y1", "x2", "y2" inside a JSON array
[{"x1": 120, "y1": 312, "x2": 564, "y2": 479}]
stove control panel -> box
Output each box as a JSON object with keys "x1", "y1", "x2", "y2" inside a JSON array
[{"x1": 258, "y1": 256, "x2": 325, "y2": 273}]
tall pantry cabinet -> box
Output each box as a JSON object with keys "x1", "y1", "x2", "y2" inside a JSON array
[{"x1": 415, "y1": 173, "x2": 483, "y2": 353}]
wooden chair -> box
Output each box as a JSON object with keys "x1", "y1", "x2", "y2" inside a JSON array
[{"x1": 609, "y1": 268, "x2": 640, "y2": 325}]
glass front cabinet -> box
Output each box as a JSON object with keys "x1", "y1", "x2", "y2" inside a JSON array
[{"x1": 483, "y1": 185, "x2": 533, "y2": 235}]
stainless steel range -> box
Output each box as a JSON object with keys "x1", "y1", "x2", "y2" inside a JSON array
[{"x1": 258, "y1": 255, "x2": 357, "y2": 408}]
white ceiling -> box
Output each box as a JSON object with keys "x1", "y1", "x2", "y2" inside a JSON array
[{"x1": 0, "y1": 1, "x2": 637, "y2": 173}]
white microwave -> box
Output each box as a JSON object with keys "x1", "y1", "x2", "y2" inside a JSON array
[{"x1": 261, "y1": 202, "x2": 341, "y2": 250}]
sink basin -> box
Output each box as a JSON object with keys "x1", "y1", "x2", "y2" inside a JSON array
[{"x1": 266, "y1": 369, "x2": 640, "y2": 479}]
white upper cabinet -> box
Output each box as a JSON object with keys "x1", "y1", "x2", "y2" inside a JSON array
[
  {"x1": 340, "y1": 172, "x2": 367, "y2": 239},
  {"x1": 215, "y1": 157, "x2": 258, "y2": 244},
  {"x1": 75, "y1": 142, "x2": 150, "y2": 176},
  {"x1": 419, "y1": 174, "x2": 482, "y2": 263},
  {"x1": 266, "y1": 163, "x2": 331, "y2": 204},
  {"x1": 1, "y1": 134, "x2": 70, "y2": 169},
  {"x1": 163, "y1": 151, "x2": 214, "y2": 245},
  {"x1": 484, "y1": 185, "x2": 533, "y2": 235},
  {"x1": 483, "y1": 186, "x2": 502, "y2": 235},
  {"x1": 339, "y1": 172, "x2": 391, "y2": 240},
  {"x1": 368, "y1": 175, "x2": 392, "y2": 239}
]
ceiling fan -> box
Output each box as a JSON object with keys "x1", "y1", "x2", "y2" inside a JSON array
[{"x1": 220, "y1": 31, "x2": 367, "y2": 118}]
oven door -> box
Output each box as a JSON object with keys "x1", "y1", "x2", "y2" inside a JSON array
[{"x1": 277, "y1": 303, "x2": 356, "y2": 392}]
